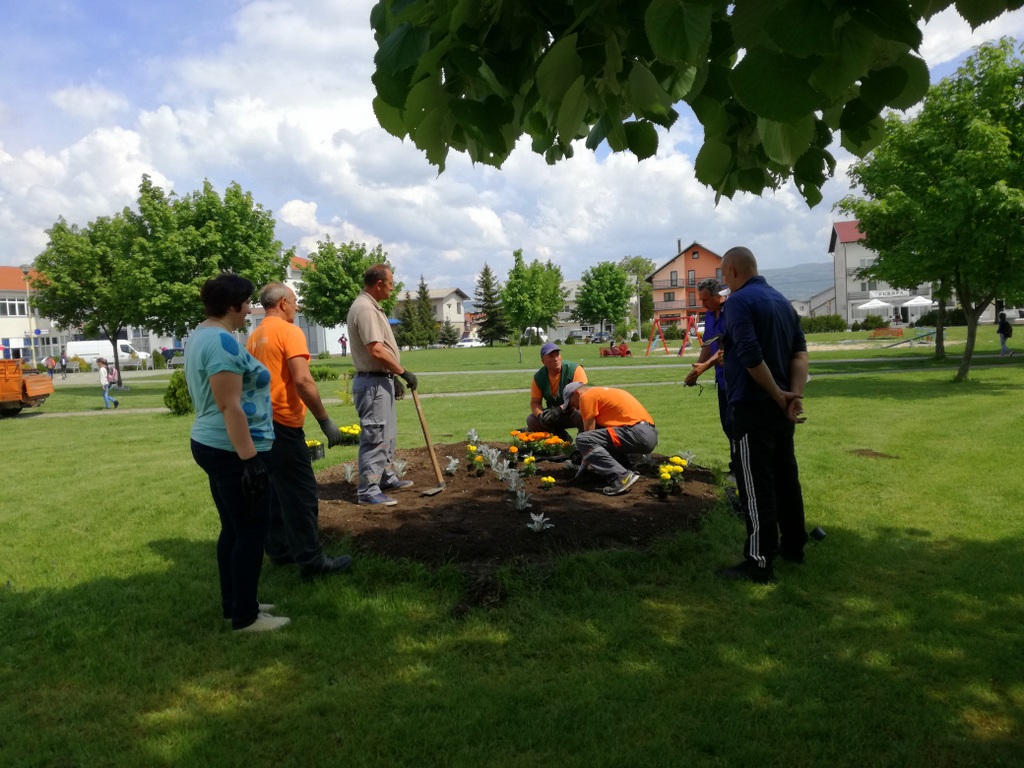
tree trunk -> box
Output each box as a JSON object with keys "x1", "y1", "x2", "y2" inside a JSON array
[{"x1": 934, "y1": 300, "x2": 946, "y2": 360}]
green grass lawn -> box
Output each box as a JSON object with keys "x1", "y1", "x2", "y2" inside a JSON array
[{"x1": 2, "y1": 339, "x2": 1021, "y2": 766}]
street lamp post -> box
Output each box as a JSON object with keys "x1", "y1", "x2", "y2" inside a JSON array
[
  {"x1": 19, "y1": 264, "x2": 36, "y2": 368},
  {"x1": 636, "y1": 275, "x2": 642, "y2": 341}
]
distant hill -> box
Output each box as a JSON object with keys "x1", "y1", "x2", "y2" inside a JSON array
[{"x1": 759, "y1": 262, "x2": 834, "y2": 300}]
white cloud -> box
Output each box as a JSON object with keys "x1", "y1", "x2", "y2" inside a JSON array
[{"x1": 49, "y1": 85, "x2": 129, "y2": 122}]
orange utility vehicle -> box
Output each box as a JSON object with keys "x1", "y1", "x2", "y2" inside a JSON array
[{"x1": 0, "y1": 359, "x2": 54, "y2": 416}]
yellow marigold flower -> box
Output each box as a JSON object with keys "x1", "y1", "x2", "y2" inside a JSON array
[
  {"x1": 669, "y1": 456, "x2": 687, "y2": 466},
  {"x1": 474, "y1": 455, "x2": 484, "y2": 463},
  {"x1": 660, "y1": 473, "x2": 671, "y2": 481},
  {"x1": 524, "y1": 456, "x2": 535, "y2": 464},
  {"x1": 467, "y1": 445, "x2": 477, "y2": 452}
]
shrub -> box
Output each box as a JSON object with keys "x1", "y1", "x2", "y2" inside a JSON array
[
  {"x1": 800, "y1": 314, "x2": 848, "y2": 333},
  {"x1": 851, "y1": 321, "x2": 862, "y2": 332},
  {"x1": 309, "y1": 365, "x2": 338, "y2": 382},
  {"x1": 663, "y1": 324, "x2": 682, "y2": 340},
  {"x1": 152, "y1": 353, "x2": 167, "y2": 370},
  {"x1": 861, "y1": 314, "x2": 889, "y2": 330},
  {"x1": 317, "y1": 351, "x2": 331, "y2": 360},
  {"x1": 916, "y1": 307, "x2": 967, "y2": 327},
  {"x1": 563, "y1": 335, "x2": 576, "y2": 345},
  {"x1": 640, "y1": 321, "x2": 653, "y2": 340},
  {"x1": 164, "y1": 370, "x2": 194, "y2": 416}
]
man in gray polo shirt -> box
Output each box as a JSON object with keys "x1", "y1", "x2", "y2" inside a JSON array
[{"x1": 346, "y1": 264, "x2": 419, "y2": 506}]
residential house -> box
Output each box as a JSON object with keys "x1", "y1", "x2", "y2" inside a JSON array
[
  {"x1": 646, "y1": 240, "x2": 723, "y2": 328},
  {"x1": 393, "y1": 288, "x2": 470, "y2": 336},
  {"x1": 829, "y1": 220, "x2": 933, "y2": 323},
  {"x1": 0, "y1": 266, "x2": 71, "y2": 363}
]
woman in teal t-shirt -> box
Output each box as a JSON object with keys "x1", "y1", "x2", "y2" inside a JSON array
[{"x1": 185, "y1": 273, "x2": 288, "y2": 633}]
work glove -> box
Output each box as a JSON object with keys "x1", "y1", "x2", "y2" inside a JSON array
[
  {"x1": 240, "y1": 455, "x2": 269, "y2": 517},
  {"x1": 393, "y1": 378, "x2": 406, "y2": 400},
  {"x1": 539, "y1": 406, "x2": 562, "y2": 427},
  {"x1": 317, "y1": 416, "x2": 344, "y2": 448},
  {"x1": 399, "y1": 369, "x2": 418, "y2": 391}
]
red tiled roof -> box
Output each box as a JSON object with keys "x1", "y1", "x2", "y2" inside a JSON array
[
  {"x1": 291, "y1": 255, "x2": 309, "y2": 269},
  {"x1": 0, "y1": 266, "x2": 40, "y2": 292},
  {"x1": 832, "y1": 220, "x2": 865, "y2": 244}
]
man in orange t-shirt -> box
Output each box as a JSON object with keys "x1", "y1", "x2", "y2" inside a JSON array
[
  {"x1": 562, "y1": 383, "x2": 658, "y2": 496},
  {"x1": 246, "y1": 283, "x2": 352, "y2": 582}
]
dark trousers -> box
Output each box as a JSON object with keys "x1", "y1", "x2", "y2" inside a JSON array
[
  {"x1": 266, "y1": 422, "x2": 324, "y2": 566},
  {"x1": 730, "y1": 401, "x2": 807, "y2": 569},
  {"x1": 717, "y1": 386, "x2": 738, "y2": 474},
  {"x1": 191, "y1": 440, "x2": 271, "y2": 629}
]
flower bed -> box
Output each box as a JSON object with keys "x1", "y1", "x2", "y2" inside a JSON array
[{"x1": 508, "y1": 430, "x2": 573, "y2": 458}]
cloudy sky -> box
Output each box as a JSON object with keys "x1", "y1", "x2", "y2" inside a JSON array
[{"x1": 2, "y1": 2, "x2": 1022, "y2": 292}]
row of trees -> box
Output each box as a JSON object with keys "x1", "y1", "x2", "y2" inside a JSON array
[{"x1": 31, "y1": 175, "x2": 291, "y2": 371}]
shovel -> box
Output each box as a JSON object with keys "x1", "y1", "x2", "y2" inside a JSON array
[{"x1": 411, "y1": 388, "x2": 446, "y2": 496}]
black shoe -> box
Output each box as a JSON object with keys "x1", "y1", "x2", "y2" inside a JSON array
[
  {"x1": 715, "y1": 561, "x2": 776, "y2": 584},
  {"x1": 774, "y1": 546, "x2": 805, "y2": 564},
  {"x1": 112, "y1": 400, "x2": 119, "y2": 409},
  {"x1": 299, "y1": 554, "x2": 353, "y2": 582}
]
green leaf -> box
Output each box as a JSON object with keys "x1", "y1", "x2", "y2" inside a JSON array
[
  {"x1": 411, "y1": 108, "x2": 451, "y2": 169},
  {"x1": 955, "y1": 0, "x2": 1017, "y2": 28},
  {"x1": 860, "y1": 65, "x2": 910, "y2": 110},
  {"x1": 627, "y1": 62, "x2": 673, "y2": 118},
  {"x1": 536, "y1": 34, "x2": 582, "y2": 107},
  {"x1": 373, "y1": 96, "x2": 407, "y2": 138},
  {"x1": 374, "y1": 23, "x2": 431, "y2": 74},
  {"x1": 556, "y1": 76, "x2": 588, "y2": 141},
  {"x1": 730, "y1": 48, "x2": 825, "y2": 121},
  {"x1": 848, "y1": 0, "x2": 922, "y2": 49},
  {"x1": 645, "y1": 0, "x2": 712, "y2": 64},
  {"x1": 765, "y1": 0, "x2": 839, "y2": 57},
  {"x1": 624, "y1": 121, "x2": 658, "y2": 160},
  {"x1": 694, "y1": 140, "x2": 732, "y2": 186},
  {"x1": 884, "y1": 53, "x2": 930, "y2": 110},
  {"x1": 758, "y1": 115, "x2": 816, "y2": 166}
]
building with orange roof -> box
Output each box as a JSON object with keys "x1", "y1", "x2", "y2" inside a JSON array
[{"x1": 645, "y1": 240, "x2": 723, "y2": 329}]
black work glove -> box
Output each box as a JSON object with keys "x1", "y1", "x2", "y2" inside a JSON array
[
  {"x1": 393, "y1": 378, "x2": 406, "y2": 400},
  {"x1": 317, "y1": 417, "x2": 343, "y2": 448},
  {"x1": 399, "y1": 369, "x2": 418, "y2": 391},
  {"x1": 240, "y1": 455, "x2": 269, "y2": 516},
  {"x1": 539, "y1": 406, "x2": 562, "y2": 427}
]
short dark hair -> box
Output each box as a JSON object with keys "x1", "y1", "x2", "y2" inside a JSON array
[
  {"x1": 201, "y1": 273, "x2": 253, "y2": 318},
  {"x1": 697, "y1": 277, "x2": 723, "y2": 294},
  {"x1": 364, "y1": 264, "x2": 391, "y2": 287}
]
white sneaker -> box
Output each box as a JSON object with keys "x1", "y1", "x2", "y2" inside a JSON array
[
  {"x1": 603, "y1": 471, "x2": 641, "y2": 496},
  {"x1": 235, "y1": 612, "x2": 290, "y2": 633},
  {"x1": 259, "y1": 603, "x2": 276, "y2": 613}
]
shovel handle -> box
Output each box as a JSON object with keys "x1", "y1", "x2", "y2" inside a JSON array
[{"x1": 411, "y1": 388, "x2": 445, "y2": 486}]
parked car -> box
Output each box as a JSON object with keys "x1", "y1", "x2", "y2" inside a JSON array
[
  {"x1": 567, "y1": 329, "x2": 591, "y2": 343},
  {"x1": 591, "y1": 331, "x2": 613, "y2": 343},
  {"x1": 455, "y1": 338, "x2": 486, "y2": 348}
]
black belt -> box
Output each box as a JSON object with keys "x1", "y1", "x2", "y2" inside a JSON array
[{"x1": 356, "y1": 371, "x2": 393, "y2": 378}]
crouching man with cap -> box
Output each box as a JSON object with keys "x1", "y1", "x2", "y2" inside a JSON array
[
  {"x1": 563, "y1": 383, "x2": 658, "y2": 496},
  {"x1": 526, "y1": 342, "x2": 588, "y2": 441}
]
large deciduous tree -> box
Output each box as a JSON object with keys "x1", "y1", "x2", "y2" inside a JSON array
[
  {"x1": 298, "y1": 239, "x2": 399, "y2": 328},
  {"x1": 618, "y1": 255, "x2": 656, "y2": 328},
  {"x1": 501, "y1": 249, "x2": 566, "y2": 362},
  {"x1": 370, "y1": 1, "x2": 1019, "y2": 206},
  {"x1": 474, "y1": 262, "x2": 509, "y2": 346},
  {"x1": 31, "y1": 175, "x2": 291, "y2": 359},
  {"x1": 573, "y1": 262, "x2": 634, "y2": 333},
  {"x1": 839, "y1": 38, "x2": 1024, "y2": 382}
]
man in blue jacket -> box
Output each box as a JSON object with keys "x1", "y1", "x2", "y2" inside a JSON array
[{"x1": 718, "y1": 246, "x2": 809, "y2": 584}]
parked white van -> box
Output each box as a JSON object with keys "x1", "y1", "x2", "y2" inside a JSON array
[{"x1": 65, "y1": 340, "x2": 151, "y2": 365}]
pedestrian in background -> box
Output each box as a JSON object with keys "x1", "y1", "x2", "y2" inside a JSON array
[
  {"x1": 97, "y1": 357, "x2": 119, "y2": 410},
  {"x1": 59, "y1": 348, "x2": 68, "y2": 379},
  {"x1": 997, "y1": 312, "x2": 1014, "y2": 357}
]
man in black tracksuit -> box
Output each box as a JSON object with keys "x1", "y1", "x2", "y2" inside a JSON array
[{"x1": 717, "y1": 246, "x2": 809, "y2": 584}]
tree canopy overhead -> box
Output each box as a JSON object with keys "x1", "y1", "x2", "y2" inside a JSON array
[
  {"x1": 838, "y1": 38, "x2": 1024, "y2": 382},
  {"x1": 370, "y1": 0, "x2": 1022, "y2": 207}
]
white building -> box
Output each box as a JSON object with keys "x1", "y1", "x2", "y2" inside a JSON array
[
  {"x1": 0, "y1": 266, "x2": 72, "y2": 365},
  {"x1": 829, "y1": 220, "x2": 934, "y2": 324}
]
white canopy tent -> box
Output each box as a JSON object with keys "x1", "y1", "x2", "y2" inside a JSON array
[
  {"x1": 857, "y1": 298, "x2": 893, "y2": 311},
  {"x1": 901, "y1": 296, "x2": 936, "y2": 307}
]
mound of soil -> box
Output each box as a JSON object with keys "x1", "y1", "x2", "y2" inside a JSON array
[{"x1": 316, "y1": 443, "x2": 720, "y2": 571}]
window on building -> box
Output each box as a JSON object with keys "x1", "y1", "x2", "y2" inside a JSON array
[
  {"x1": 0, "y1": 298, "x2": 28, "y2": 316},
  {"x1": 692, "y1": 250, "x2": 699, "y2": 259},
  {"x1": 687, "y1": 270, "x2": 696, "y2": 286},
  {"x1": 688, "y1": 292, "x2": 696, "y2": 306},
  {"x1": 669, "y1": 270, "x2": 678, "y2": 287},
  {"x1": 664, "y1": 292, "x2": 675, "y2": 302},
  {"x1": 716, "y1": 268, "x2": 722, "y2": 281}
]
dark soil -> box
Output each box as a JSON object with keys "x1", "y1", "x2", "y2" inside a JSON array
[
  {"x1": 317, "y1": 443, "x2": 718, "y2": 565},
  {"x1": 316, "y1": 443, "x2": 720, "y2": 613}
]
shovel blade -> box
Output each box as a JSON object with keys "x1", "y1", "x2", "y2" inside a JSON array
[{"x1": 421, "y1": 483, "x2": 446, "y2": 497}]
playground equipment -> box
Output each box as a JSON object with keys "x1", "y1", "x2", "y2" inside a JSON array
[{"x1": 645, "y1": 315, "x2": 702, "y2": 357}]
